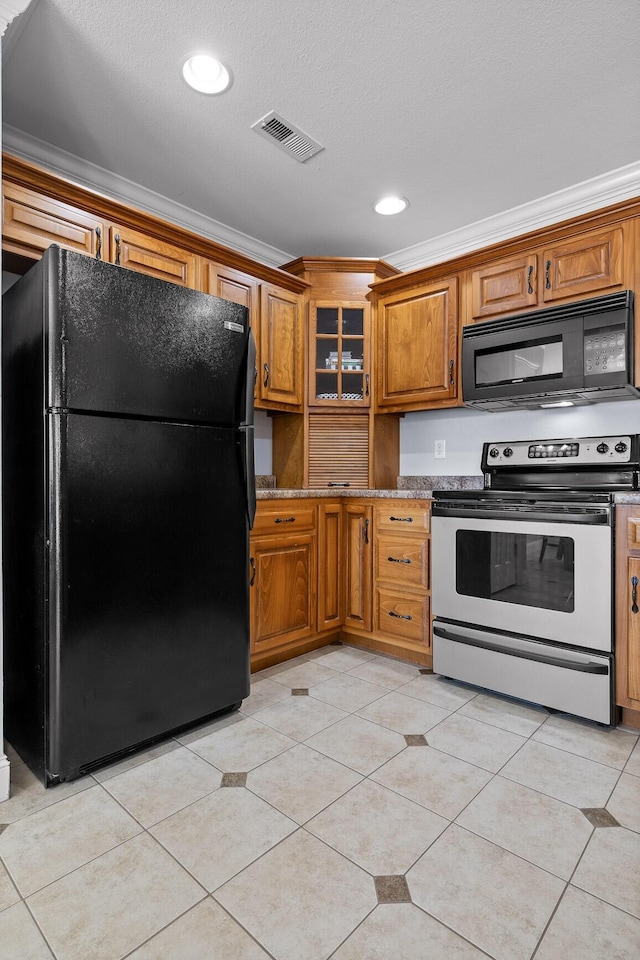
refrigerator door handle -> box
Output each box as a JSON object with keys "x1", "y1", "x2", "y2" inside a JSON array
[
  {"x1": 240, "y1": 425, "x2": 256, "y2": 529},
  {"x1": 244, "y1": 329, "x2": 256, "y2": 428}
]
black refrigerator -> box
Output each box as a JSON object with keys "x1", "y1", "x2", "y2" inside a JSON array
[{"x1": 2, "y1": 245, "x2": 256, "y2": 786}]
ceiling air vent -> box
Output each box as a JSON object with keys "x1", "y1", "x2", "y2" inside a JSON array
[{"x1": 251, "y1": 111, "x2": 324, "y2": 163}]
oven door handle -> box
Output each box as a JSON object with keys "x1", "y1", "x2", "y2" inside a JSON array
[
  {"x1": 432, "y1": 623, "x2": 609, "y2": 673},
  {"x1": 431, "y1": 506, "x2": 609, "y2": 524}
]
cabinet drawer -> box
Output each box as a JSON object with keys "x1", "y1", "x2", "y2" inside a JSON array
[
  {"x1": 252, "y1": 502, "x2": 316, "y2": 536},
  {"x1": 375, "y1": 503, "x2": 430, "y2": 533},
  {"x1": 375, "y1": 534, "x2": 429, "y2": 588},
  {"x1": 375, "y1": 589, "x2": 429, "y2": 645}
]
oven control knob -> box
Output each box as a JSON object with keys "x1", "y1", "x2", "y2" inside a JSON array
[
  {"x1": 615, "y1": 441, "x2": 628, "y2": 453},
  {"x1": 503, "y1": 446, "x2": 513, "y2": 458},
  {"x1": 488, "y1": 447, "x2": 500, "y2": 458},
  {"x1": 596, "y1": 442, "x2": 609, "y2": 454}
]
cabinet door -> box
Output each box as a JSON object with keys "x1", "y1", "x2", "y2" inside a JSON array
[
  {"x1": 309, "y1": 302, "x2": 370, "y2": 407},
  {"x1": 542, "y1": 227, "x2": 623, "y2": 302},
  {"x1": 343, "y1": 502, "x2": 372, "y2": 632},
  {"x1": 250, "y1": 533, "x2": 316, "y2": 655},
  {"x1": 110, "y1": 225, "x2": 198, "y2": 288},
  {"x1": 307, "y1": 414, "x2": 370, "y2": 489},
  {"x1": 376, "y1": 278, "x2": 458, "y2": 411},
  {"x1": 318, "y1": 502, "x2": 343, "y2": 632},
  {"x1": 201, "y1": 261, "x2": 260, "y2": 319},
  {"x1": 259, "y1": 284, "x2": 303, "y2": 409},
  {"x1": 471, "y1": 255, "x2": 538, "y2": 320},
  {"x1": 3, "y1": 183, "x2": 106, "y2": 261},
  {"x1": 625, "y1": 556, "x2": 640, "y2": 704}
]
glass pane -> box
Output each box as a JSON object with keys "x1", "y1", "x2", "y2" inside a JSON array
[
  {"x1": 341, "y1": 341, "x2": 363, "y2": 368},
  {"x1": 341, "y1": 373, "x2": 363, "y2": 400},
  {"x1": 316, "y1": 338, "x2": 339, "y2": 371},
  {"x1": 315, "y1": 372, "x2": 338, "y2": 400},
  {"x1": 342, "y1": 308, "x2": 364, "y2": 336},
  {"x1": 317, "y1": 307, "x2": 339, "y2": 335},
  {"x1": 475, "y1": 339, "x2": 562, "y2": 387},
  {"x1": 455, "y1": 530, "x2": 574, "y2": 612}
]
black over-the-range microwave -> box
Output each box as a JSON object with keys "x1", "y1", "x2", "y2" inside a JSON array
[{"x1": 462, "y1": 290, "x2": 637, "y2": 410}]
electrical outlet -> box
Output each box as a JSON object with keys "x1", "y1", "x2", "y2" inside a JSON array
[{"x1": 434, "y1": 439, "x2": 446, "y2": 459}]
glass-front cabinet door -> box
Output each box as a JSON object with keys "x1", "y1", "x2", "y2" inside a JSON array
[{"x1": 309, "y1": 301, "x2": 370, "y2": 406}]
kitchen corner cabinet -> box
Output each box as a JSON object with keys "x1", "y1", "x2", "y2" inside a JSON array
[
  {"x1": 374, "y1": 277, "x2": 459, "y2": 413},
  {"x1": 343, "y1": 501, "x2": 373, "y2": 633},
  {"x1": 615, "y1": 506, "x2": 640, "y2": 728},
  {"x1": 469, "y1": 225, "x2": 627, "y2": 322},
  {"x1": 317, "y1": 501, "x2": 343, "y2": 632},
  {"x1": 309, "y1": 301, "x2": 371, "y2": 407}
]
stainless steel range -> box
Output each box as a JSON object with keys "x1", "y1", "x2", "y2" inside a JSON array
[{"x1": 431, "y1": 435, "x2": 640, "y2": 725}]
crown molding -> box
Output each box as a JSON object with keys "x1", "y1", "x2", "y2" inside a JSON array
[
  {"x1": 384, "y1": 161, "x2": 640, "y2": 272},
  {"x1": 2, "y1": 126, "x2": 295, "y2": 269},
  {"x1": 0, "y1": 0, "x2": 32, "y2": 35}
]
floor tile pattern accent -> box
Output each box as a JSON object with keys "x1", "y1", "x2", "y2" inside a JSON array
[
  {"x1": 2, "y1": 645, "x2": 640, "y2": 960},
  {"x1": 374, "y1": 874, "x2": 412, "y2": 903},
  {"x1": 581, "y1": 807, "x2": 621, "y2": 828}
]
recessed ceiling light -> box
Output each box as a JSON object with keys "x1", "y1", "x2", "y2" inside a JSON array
[
  {"x1": 374, "y1": 196, "x2": 408, "y2": 215},
  {"x1": 182, "y1": 54, "x2": 231, "y2": 94}
]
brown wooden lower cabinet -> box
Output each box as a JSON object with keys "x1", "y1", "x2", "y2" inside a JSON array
[
  {"x1": 250, "y1": 496, "x2": 432, "y2": 672},
  {"x1": 615, "y1": 506, "x2": 640, "y2": 728}
]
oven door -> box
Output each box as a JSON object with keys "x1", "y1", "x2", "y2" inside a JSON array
[{"x1": 431, "y1": 510, "x2": 612, "y2": 651}]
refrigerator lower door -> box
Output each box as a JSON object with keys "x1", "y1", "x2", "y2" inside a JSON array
[
  {"x1": 432, "y1": 620, "x2": 613, "y2": 724},
  {"x1": 47, "y1": 413, "x2": 250, "y2": 782}
]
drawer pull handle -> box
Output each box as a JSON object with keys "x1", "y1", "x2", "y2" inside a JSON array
[
  {"x1": 249, "y1": 556, "x2": 256, "y2": 587},
  {"x1": 389, "y1": 610, "x2": 412, "y2": 621},
  {"x1": 263, "y1": 362, "x2": 270, "y2": 387},
  {"x1": 363, "y1": 518, "x2": 370, "y2": 545},
  {"x1": 632, "y1": 576, "x2": 639, "y2": 614},
  {"x1": 545, "y1": 259, "x2": 551, "y2": 290},
  {"x1": 328, "y1": 482, "x2": 350, "y2": 487},
  {"x1": 95, "y1": 226, "x2": 102, "y2": 261},
  {"x1": 449, "y1": 359, "x2": 455, "y2": 386},
  {"x1": 365, "y1": 373, "x2": 370, "y2": 397},
  {"x1": 274, "y1": 517, "x2": 295, "y2": 524},
  {"x1": 115, "y1": 234, "x2": 121, "y2": 266},
  {"x1": 388, "y1": 556, "x2": 411, "y2": 564},
  {"x1": 527, "y1": 264, "x2": 534, "y2": 294},
  {"x1": 389, "y1": 516, "x2": 413, "y2": 523}
]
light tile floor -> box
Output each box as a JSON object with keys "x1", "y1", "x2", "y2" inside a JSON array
[{"x1": 1, "y1": 643, "x2": 640, "y2": 960}]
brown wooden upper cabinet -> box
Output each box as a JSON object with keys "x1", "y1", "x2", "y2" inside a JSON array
[
  {"x1": 259, "y1": 283, "x2": 304, "y2": 410},
  {"x1": 3, "y1": 182, "x2": 107, "y2": 261},
  {"x1": 109, "y1": 224, "x2": 198, "y2": 288},
  {"x1": 309, "y1": 300, "x2": 371, "y2": 407},
  {"x1": 470, "y1": 226, "x2": 625, "y2": 321},
  {"x1": 375, "y1": 277, "x2": 458, "y2": 412}
]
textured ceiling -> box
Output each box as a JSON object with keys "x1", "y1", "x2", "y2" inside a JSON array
[{"x1": 3, "y1": 0, "x2": 640, "y2": 262}]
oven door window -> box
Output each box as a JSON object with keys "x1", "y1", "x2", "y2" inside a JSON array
[{"x1": 456, "y1": 530, "x2": 575, "y2": 612}]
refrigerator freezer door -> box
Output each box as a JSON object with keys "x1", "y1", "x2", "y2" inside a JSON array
[
  {"x1": 45, "y1": 246, "x2": 250, "y2": 425},
  {"x1": 47, "y1": 413, "x2": 250, "y2": 781}
]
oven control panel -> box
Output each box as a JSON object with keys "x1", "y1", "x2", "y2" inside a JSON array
[{"x1": 482, "y1": 435, "x2": 635, "y2": 468}]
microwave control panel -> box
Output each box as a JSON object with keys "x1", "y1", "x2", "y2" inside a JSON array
[
  {"x1": 584, "y1": 323, "x2": 626, "y2": 376},
  {"x1": 482, "y1": 435, "x2": 635, "y2": 468}
]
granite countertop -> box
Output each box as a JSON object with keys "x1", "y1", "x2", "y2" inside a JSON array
[
  {"x1": 613, "y1": 493, "x2": 640, "y2": 503},
  {"x1": 255, "y1": 475, "x2": 484, "y2": 500}
]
